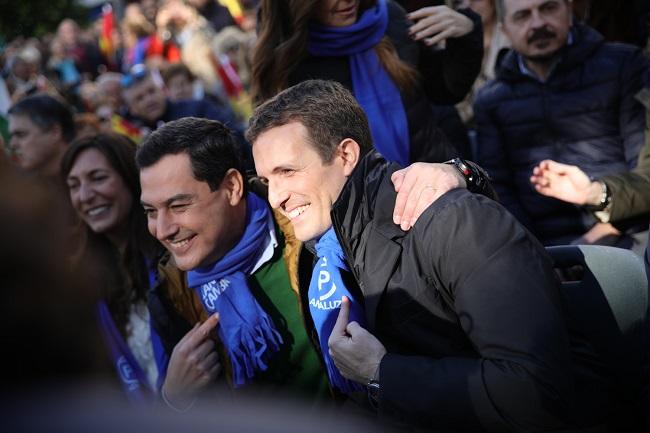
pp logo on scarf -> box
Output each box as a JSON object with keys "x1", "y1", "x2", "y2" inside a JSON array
[
  {"x1": 117, "y1": 356, "x2": 140, "y2": 391},
  {"x1": 309, "y1": 257, "x2": 342, "y2": 311},
  {"x1": 201, "y1": 278, "x2": 231, "y2": 311}
]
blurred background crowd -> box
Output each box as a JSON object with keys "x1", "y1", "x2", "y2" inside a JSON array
[{"x1": 0, "y1": 0, "x2": 647, "y2": 155}]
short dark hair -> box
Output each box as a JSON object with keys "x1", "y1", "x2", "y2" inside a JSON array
[
  {"x1": 136, "y1": 117, "x2": 245, "y2": 192},
  {"x1": 246, "y1": 80, "x2": 372, "y2": 163},
  {"x1": 161, "y1": 63, "x2": 194, "y2": 85},
  {"x1": 9, "y1": 94, "x2": 75, "y2": 143}
]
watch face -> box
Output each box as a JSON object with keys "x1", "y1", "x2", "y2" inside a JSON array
[
  {"x1": 366, "y1": 380, "x2": 381, "y2": 407},
  {"x1": 367, "y1": 381, "x2": 380, "y2": 394}
]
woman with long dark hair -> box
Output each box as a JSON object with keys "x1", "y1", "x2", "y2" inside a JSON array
[
  {"x1": 251, "y1": 0, "x2": 483, "y2": 165},
  {"x1": 62, "y1": 133, "x2": 166, "y2": 401}
]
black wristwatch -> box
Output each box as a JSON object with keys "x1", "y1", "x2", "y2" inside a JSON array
[
  {"x1": 444, "y1": 157, "x2": 492, "y2": 196},
  {"x1": 366, "y1": 379, "x2": 381, "y2": 409},
  {"x1": 445, "y1": 158, "x2": 486, "y2": 193}
]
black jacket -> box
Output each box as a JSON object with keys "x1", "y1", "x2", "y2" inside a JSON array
[
  {"x1": 289, "y1": 1, "x2": 483, "y2": 164},
  {"x1": 300, "y1": 151, "x2": 611, "y2": 431},
  {"x1": 474, "y1": 24, "x2": 647, "y2": 245}
]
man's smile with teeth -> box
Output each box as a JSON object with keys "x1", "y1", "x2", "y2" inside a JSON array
[
  {"x1": 287, "y1": 204, "x2": 310, "y2": 220},
  {"x1": 169, "y1": 235, "x2": 195, "y2": 249}
]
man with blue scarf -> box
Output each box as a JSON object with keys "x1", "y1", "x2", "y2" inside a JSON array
[
  {"x1": 135, "y1": 112, "x2": 485, "y2": 410},
  {"x1": 137, "y1": 117, "x2": 331, "y2": 409},
  {"x1": 248, "y1": 80, "x2": 616, "y2": 431}
]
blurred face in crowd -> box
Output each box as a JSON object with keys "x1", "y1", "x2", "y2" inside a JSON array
[
  {"x1": 9, "y1": 114, "x2": 65, "y2": 176},
  {"x1": 253, "y1": 121, "x2": 356, "y2": 242},
  {"x1": 166, "y1": 73, "x2": 193, "y2": 102},
  {"x1": 187, "y1": 0, "x2": 208, "y2": 8},
  {"x1": 315, "y1": 0, "x2": 360, "y2": 27},
  {"x1": 98, "y1": 78, "x2": 125, "y2": 112},
  {"x1": 57, "y1": 19, "x2": 79, "y2": 47},
  {"x1": 66, "y1": 148, "x2": 133, "y2": 239},
  {"x1": 140, "y1": 152, "x2": 245, "y2": 270},
  {"x1": 124, "y1": 76, "x2": 167, "y2": 124},
  {"x1": 11, "y1": 58, "x2": 31, "y2": 81},
  {"x1": 501, "y1": 0, "x2": 572, "y2": 62}
]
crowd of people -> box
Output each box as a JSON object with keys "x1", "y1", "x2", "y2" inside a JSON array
[{"x1": 2, "y1": 0, "x2": 650, "y2": 432}]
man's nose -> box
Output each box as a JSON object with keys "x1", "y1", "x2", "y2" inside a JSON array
[
  {"x1": 156, "y1": 210, "x2": 178, "y2": 241},
  {"x1": 9, "y1": 136, "x2": 19, "y2": 151},
  {"x1": 530, "y1": 9, "x2": 546, "y2": 28},
  {"x1": 267, "y1": 179, "x2": 289, "y2": 210}
]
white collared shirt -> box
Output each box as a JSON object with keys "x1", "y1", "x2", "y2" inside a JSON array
[{"x1": 250, "y1": 215, "x2": 279, "y2": 274}]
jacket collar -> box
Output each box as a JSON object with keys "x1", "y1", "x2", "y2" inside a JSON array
[
  {"x1": 330, "y1": 151, "x2": 404, "y2": 248},
  {"x1": 497, "y1": 23, "x2": 605, "y2": 83},
  {"x1": 330, "y1": 151, "x2": 406, "y2": 329}
]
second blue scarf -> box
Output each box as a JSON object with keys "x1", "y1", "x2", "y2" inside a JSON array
[
  {"x1": 308, "y1": 0, "x2": 410, "y2": 166},
  {"x1": 187, "y1": 193, "x2": 283, "y2": 387},
  {"x1": 308, "y1": 227, "x2": 366, "y2": 394}
]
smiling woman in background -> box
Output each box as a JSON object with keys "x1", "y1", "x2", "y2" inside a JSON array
[
  {"x1": 251, "y1": 0, "x2": 483, "y2": 166},
  {"x1": 62, "y1": 133, "x2": 166, "y2": 401}
]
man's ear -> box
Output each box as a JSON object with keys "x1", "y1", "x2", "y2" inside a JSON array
[
  {"x1": 337, "y1": 138, "x2": 361, "y2": 177},
  {"x1": 221, "y1": 168, "x2": 245, "y2": 206}
]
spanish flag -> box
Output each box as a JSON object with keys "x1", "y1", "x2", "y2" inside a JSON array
[
  {"x1": 99, "y1": 3, "x2": 116, "y2": 67},
  {"x1": 218, "y1": 0, "x2": 244, "y2": 26},
  {"x1": 111, "y1": 115, "x2": 142, "y2": 144}
]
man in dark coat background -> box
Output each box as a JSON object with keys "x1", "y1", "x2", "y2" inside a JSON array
[{"x1": 474, "y1": 0, "x2": 648, "y2": 247}]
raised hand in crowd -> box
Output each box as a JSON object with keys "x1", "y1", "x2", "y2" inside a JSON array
[
  {"x1": 406, "y1": 5, "x2": 474, "y2": 46},
  {"x1": 162, "y1": 313, "x2": 221, "y2": 410},
  {"x1": 530, "y1": 159, "x2": 606, "y2": 206},
  {"x1": 391, "y1": 162, "x2": 466, "y2": 231}
]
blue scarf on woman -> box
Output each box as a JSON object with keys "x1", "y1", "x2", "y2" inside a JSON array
[
  {"x1": 98, "y1": 301, "x2": 152, "y2": 402},
  {"x1": 308, "y1": 227, "x2": 366, "y2": 393},
  {"x1": 309, "y1": 0, "x2": 410, "y2": 166},
  {"x1": 186, "y1": 193, "x2": 283, "y2": 388},
  {"x1": 97, "y1": 262, "x2": 167, "y2": 403}
]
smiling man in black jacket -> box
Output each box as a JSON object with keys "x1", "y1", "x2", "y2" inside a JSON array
[{"x1": 248, "y1": 79, "x2": 617, "y2": 432}]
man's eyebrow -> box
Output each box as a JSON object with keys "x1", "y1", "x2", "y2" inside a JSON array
[
  {"x1": 165, "y1": 193, "x2": 194, "y2": 205},
  {"x1": 141, "y1": 193, "x2": 195, "y2": 208},
  {"x1": 271, "y1": 163, "x2": 297, "y2": 174}
]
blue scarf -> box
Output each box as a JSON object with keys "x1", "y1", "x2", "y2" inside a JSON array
[
  {"x1": 97, "y1": 300, "x2": 160, "y2": 403},
  {"x1": 186, "y1": 193, "x2": 283, "y2": 388},
  {"x1": 308, "y1": 227, "x2": 366, "y2": 393},
  {"x1": 97, "y1": 262, "x2": 167, "y2": 403},
  {"x1": 308, "y1": 0, "x2": 410, "y2": 166},
  {"x1": 147, "y1": 263, "x2": 169, "y2": 389}
]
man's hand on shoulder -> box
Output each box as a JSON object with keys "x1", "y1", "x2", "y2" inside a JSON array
[{"x1": 391, "y1": 162, "x2": 466, "y2": 231}]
